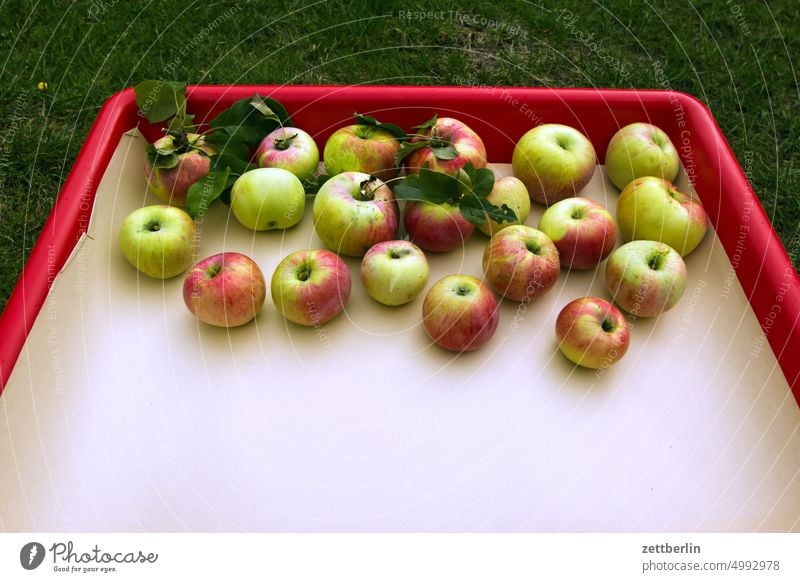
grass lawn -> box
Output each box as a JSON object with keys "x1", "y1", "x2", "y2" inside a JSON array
[{"x1": 0, "y1": 0, "x2": 797, "y2": 312}]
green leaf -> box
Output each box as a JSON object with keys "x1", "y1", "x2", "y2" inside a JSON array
[
  {"x1": 459, "y1": 195, "x2": 517, "y2": 226},
  {"x1": 249, "y1": 97, "x2": 281, "y2": 122},
  {"x1": 145, "y1": 143, "x2": 179, "y2": 170},
  {"x1": 418, "y1": 166, "x2": 461, "y2": 203},
  {"x1": 208, "y1": 94, "x2": 292, "y2": 150},
  {"x1": 355, "y1": 113, "x2": 407, "y2": 140},
  {"x1": 185, "y1": 168, "x2": 230, "y2": 219},
  {"x1": 258, "y1": 96, "x2": 292, "y2": 126},
  {"x1": 470, "y1": 167, "x2": 496, "y2": 199},
  {"x1": 431, "y1": 144, "x2": 458, "y2": 160},
  {"x1": 167, "y1": 113, "x2": 195, "y2": 133},
  {"x1": 413, "y1": 114, "x2": 438, "y2": 131},
  {"x1": 395, "y1": 140, "x2": 429, "y2": 166},
  {"x1": 393, "y1": 174, "x2": 424, "y2": 202},
  {"x1": 203, "y1": 133, "x2": 251, "y2": 160},
  {"x1": 210, "y1": 153, "x2": 255, "y2": 177},
  {"x1": 458, "y1": 199, "x2": 488, "y2": 226},
  {"x1": 134, "y1": 80, "x2": 186, "y2": 124}
]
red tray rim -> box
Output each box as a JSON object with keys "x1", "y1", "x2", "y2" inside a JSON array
[{"x1": 1, "y1": 85, "x2": 797, "y2": 399}]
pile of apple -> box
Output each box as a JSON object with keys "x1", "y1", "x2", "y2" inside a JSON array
[{"x1": 120, "y1": 80, "x2": 708, "y2": 371}]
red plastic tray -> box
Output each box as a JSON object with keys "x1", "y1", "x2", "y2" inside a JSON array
[{"x1": 0, "y1": 85, "x2": 798, "y2": 399}]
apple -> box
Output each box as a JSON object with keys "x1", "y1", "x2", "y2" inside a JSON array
[
  {"x1": 477, "y1": 176, "x2": 531, "y2": 236},
  {"x1": 256, "y1": 127, "x2": 320, "y2": 181},
  {"x1": 482, "y1": 225, "x2": 560, "y2": 302},
  {"x1": 605, "y1": 240, "x2": 687, "y2": 317},
  {"x1": 538, "y1": 197, "x2": 617, "y2": 270},
  {"x1": 360, "y1": 240, "x2": 430, "y2": 306},
  {"x1": 616, "y1": 176, "x2": 708, "y2": 256},
  {"x1": 323, "y1": 124, "x2": 401, "y2": 181},
  {"x1": 555, "y1": 297, "x2": 630, "y2": 369},
  {"x1": 604, "y1": 122, "x2": 680, "y2": 190},
  {"x1": 271, "y1": 249, "x2": 352, "y2": 326},
  {"x1": 422, "y1": 274, "x2": 500, "y2": 352},
  {"x1": 403, "y1": 200, "x2": 475, "y2": 253},
  {"x1": 144, "y1": 133, "x2": 214, "y2": 206},
  {"x1": 230, "y1": 167, "x2": 306, "y2": 231},
  {"x1": 182, "y1": 252, "x2": 266, "y2": 327},
  {"x1": 119, "y1": 205, "x2": 196, "y2": 279},
  {"x1": 512, "y1": 123, "x2": 597, "y2": 205},
  {"x1": 312, "y1": 171, "x2": 399, "y2": 257},
  {"x1": 403, "y1": 117, "x2": 487, "y2": 176}
]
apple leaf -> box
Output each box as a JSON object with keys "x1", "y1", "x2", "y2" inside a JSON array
[
  {"x1": 430, "y1": 144, "x2": 458, "y2": 160},
  {"x1": 185, "y1": 168, "x2": 230, "y2": 219},
  {"x1": 166, "y1": 113, "x2": 195, "y2": 133},
  {"x1": 393, "y1": 167, "x2": 455, "y2": 205},
  {"x1": 395, "y1": 174, "x2": 450, "y2": 205},
  {"x1": 459, "y1": 195, "x2": 516, "y2": 227},
  {"x1": 354, "y1": 113, "x2": 407, "y2": 140},
  {"x1": 413, "y1": 114, "x2": 438, "y2": 131},
  {"x1": 396, "y1": 114, "x2": 461, "y2": 163},
  {"x1": 395, "y1": 140, "x2": 430, "y2": 166},
  {"x1": 393, "y1": 174, "x2": 424, "y2": 201},
  {"x1": 249, "y1": 97, "x2": 282, "y2": 123},
  {"x1": 395, "y1": 163, "x2": 515, "y2": 227},
  {"x1": 210, "y1": 152, "x2": 255, "y2": 178},
  {"x1": 418, "y1": 166, "x2": 461, "y2": 203},
  {"x1": 465, "y1": 164, "x2": 495, "y2": 199},
  {"x1": 207, "y1": 94, "x2": 292, "y2": 150},
  {"x1": 145, "y1": 143, "x2": 179, "y2": 170},
  {"x1": 134, "y1": 80, "x2": 186, "y2": 124},
  {"x1": 208, "y1": 138, "x2": 251, "y2": 161}
]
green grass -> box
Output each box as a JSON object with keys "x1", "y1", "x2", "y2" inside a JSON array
[{"x1": 0, "y1": 0, "x2": 797, "y2": 311}]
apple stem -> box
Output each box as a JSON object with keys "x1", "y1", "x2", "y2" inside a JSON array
[
  {"x1": 275, "y1": 133, "x2": 297, "y2": 150},
  {"x1": 601, "y1": 318, "x2": 614, "y2": 332},
  {"x1": 525, "y1": 241, "x2": 540, "y2": 255},
  {"x1": 648, "y1": 250, "x2": 669, "y2": 270},
  {"x1": 296, "y1": 265, "x2": 311, "y2": 281},
  {"x1": 359, "y1": 177, "x2": 379, "y2": 201}
]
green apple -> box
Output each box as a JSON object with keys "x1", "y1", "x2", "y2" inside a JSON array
[
  {"x1": 230, "y1": 167, "x2": 306, "y2": 231},
  {"x1": 360, "y1": 240, "x2": 430, "y2": 306},
  {"x1": 512, "y1": 123, "x2": 596, "y2": 205},
  {"x1": 604, "y1": 122, "x2": 680, "y2": 190},
  {"x1": 256, "y1": 127, "x2": 320, "y2": 181},
  {"x1": 422, "y1": 274, "x2": 499, "y2": 352},
  {"x1": 616, "y1": 176, "x2": 708, "y2": 256},
  {"x1": 183, "y1": 252, "x2": 267, "y2": 327},
  {"x1": 605, "y1": 240, "x2": 687, "y2": 317},
  {"x1": 144, "y1": 132, "x2": 214, "y2": 206},
  {"x1": 538, "y1": 197, "x2": 616, "y2": 270},
  {"x1": 312, "y1": 171, "x2": 398, "y2": 257},
  {"x1": 482, "y1": 225, "x2": 559, "y2": 302},
  {"x1": 323, "y1": 124, "x2": 401, "y2": 181},
  {"x1": 477, "y1": 176, "x2": 531, "y2": 236},
  {"x1": 555, "y1": 297, "x2": 630, "y2": 369},
  {"x1": 271, "y1": 249, "x2": 352, "y2": 326},
  {"x1": 119, "y1": 205, "x2": 196, "y2": 279}
]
